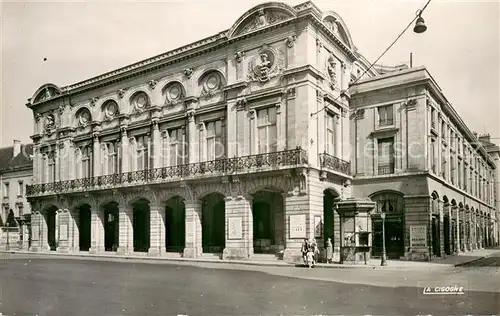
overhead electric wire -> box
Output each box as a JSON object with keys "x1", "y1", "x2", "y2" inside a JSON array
[{"x1": 298, "y1": 0, "x2": 433, "y2": 146}]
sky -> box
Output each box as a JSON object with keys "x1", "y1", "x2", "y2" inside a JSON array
[{"x1": 1, "y1": 0, "x2": 499, "y2": 147}]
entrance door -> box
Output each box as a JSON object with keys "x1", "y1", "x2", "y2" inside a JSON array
[
  {"x1": 444, "y1": 216, "x2": 450, "y2": 255},
  {"x1": 104, "y1": 209, "x2": 119, "y2": 251},
  {"x1": 47, "y1": 210, "x2": 57, "y2": 251},
  {"x1": 371, "y1": 216, "x2": 404, "y2": 259},
  {"x1": 432, "y1": 215, "x2": 440, "y2": 256}
]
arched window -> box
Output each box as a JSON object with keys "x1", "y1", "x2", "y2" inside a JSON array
[{"x1": 371, "y1": 192, "x2": 404, "y2": 213}]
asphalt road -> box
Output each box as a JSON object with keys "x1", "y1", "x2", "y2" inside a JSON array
[{"x1": 0, "y1": 255, "x2": 498, "y2": 316}]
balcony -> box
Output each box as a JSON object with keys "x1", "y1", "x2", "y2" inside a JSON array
[
  {"x1": 26, "y1": 148, "x2": 308, "y2": 197},
  {"x1": 319, "y1": 152, "x2": 351, "y2": 175}
]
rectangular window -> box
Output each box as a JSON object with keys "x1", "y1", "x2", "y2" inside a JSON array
[
  {"x1": 18, "y1": 205, "x2": 24, "y2": 216},
  {"x1": 135, "y1": 135, "x2": 149, "y2": 171},
  {"x1": 431, "y1": 108, "x2": 436, "y2": 129},
  {"x1": 3, "y1": 183, "x2": 9, "y2": 198},
  {"x1": 469, "y1": 171, "x2": 473, "y2": 194},
  {"x1": 81, "y1": 146, "x2": 92, "y2": 178},
  {"x1": 441, "y1": 121, "x2": 446, "y2": 138},
  {"x1": 377, "y1": 138, "x2": 395, "y2": 175},
  {"x1": 441, "y1": 147, "x2": 447, "y2": 179},
  {"x1": 378, "y1": 105, "x2": 394, "y2": 126},
  {"x1": 48, "y1": 152, "x2": 56, "y2": 182},
  {"x1": 458, "y1": 160, "x2": 462, "y2": 188},
  {"x1": 206, "y1": 120, "x2": 224, "y2": 160},
  {"x1": 463, "y1": 163, "x2": 467, "y2": 191},
  {"x1": 257, "y1": 107, "x2": 278, "y2": 154},
  {"x1": 450, "y1": 156, "x2": 455, "y2": 184},
  {"x1": 325, "y1": 111, "x2": 335, "y2": 155},
  {"x1": 17, "y1": 181, "x2": 23, "y2": 196},
  {"x1": 168, "y1": 128, "x2": 186, "y2": 166},
  {"x1": 107, "y1": 142, "x2": 119, "y2": 175}
]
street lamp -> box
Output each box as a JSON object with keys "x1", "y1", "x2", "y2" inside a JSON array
[
  {"x1": 6, "y1": 222, "x2": 10, "y2": 251},
  {"x1": 413, "y1": 9, "x2": 428, "y2": 34},
  {"x1": 380, "y1": 213, "x2": 387, "y2": 266}
]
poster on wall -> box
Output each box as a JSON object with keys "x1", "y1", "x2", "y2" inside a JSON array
[
  {"x1": 31, "y1": 226, "x2": 39, "y2": 241},
  {"x1": 410, "y1": 225, "x2": 427, "y2": 248},
  {"x1": 228, "y1": 217, "x2": 243, "y2": 240},
  {"x1": 314, "y1": 216, "x2": 323, "y2": 238},
  {"x1": 289, "y1": 214, "x2": 306, "y2": 239},
  {"x1": 59, "y1": 224, "x2": 68, "y2": 241}
]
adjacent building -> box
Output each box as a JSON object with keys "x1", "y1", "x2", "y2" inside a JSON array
[
  {"x1": 0, "y1": 140, "x2": 33, "y2": 249},
  {"x1": 24, "y1": 1, "x2": 498, "y2": 262}
]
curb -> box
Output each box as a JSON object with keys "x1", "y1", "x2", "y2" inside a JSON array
[
  {"x1": 0, "y1": 250, "x2": 460, "y2": 270},
  {"x1": 453, "y1": 250, "x2": 500, "y2": 267}
]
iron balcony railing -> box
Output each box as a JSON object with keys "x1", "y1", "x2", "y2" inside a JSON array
[
  {"x1": 318, "y1": 152, "x2": 351, "y2": 175},
  {"x1": 26, "y1": 148, "x2": 308, "y2": 196},
  {"x1": 378, "y1": 164, "x2": 395, "y2": 175}
]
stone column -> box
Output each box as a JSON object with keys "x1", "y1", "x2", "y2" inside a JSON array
[
  {"x1": 198, "y1": 122, "x2": 206, "y2": 162},
  {"x1": 117, "y1": 205, "x2": 133, "y2": 255},
  {"x1": 187, "y1": 110, "x2": 196, "y2": 164},
  {"x1": 71, "y1": 208, "x2": 80, "y2": 252},
  {"x1": 335, "y1": 115, "x2": 341, "y2": 158},
  {"x1": 282, "y1": 193, "x2": 310, "y2": 262},
  {"x1": 148, "y1": 203, "x2": 165, "y2": 256},
  {"x1": 183, "y1": 201, "x2": 202, "y2": 258},
  {"x1": 275, "y1": 103, "x2": 284, "y2": 151},
  {"x1": 444, "y1": 203, "x2": 452, "y2": 255},
  {"x1": 438, "y1": 200, "x2": 445, "y2": 257},
  {"x1": 466, "y1": 209, "x2": 472, "y2": 251},
  {"x1": 223, "y1": 196, "x2": 253, "y2": 260},
  {"x1": 151, "y1": 119, "x2": 161, "y2": 169},
  {"x1": 453, "y1": 205, "x2": 459, "y2": 254},
  {"x1": 29, "y1": 211, "x2": 44, "y2": 251},
  {"x1": 341, "y1": 110, "x2": 349, "y2": 161},
  {"x1": 249, "y1": 109, "x2": 257, "y2": 155},
  {"x1": 54, "y1": 144, "x2": 60, "y2": 182},
  {"x1": 120, "y1": 127, "x2": 130, "y2": 173},
  {"x1": 56, "y1": 209, "x2": 73, "y2": 253},
  {"x1": 89, "y1": 207, "x2": 104, "y2": 253},
  {"x1": 93, "y1": 133, "x2": 101, "y2": 177},
  {"x1": 459, "y1": 207, "x2": 465, "y2": 252}
]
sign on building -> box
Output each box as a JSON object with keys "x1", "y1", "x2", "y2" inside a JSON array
[
  {"x1": 228, "y1": 217, "x2": 243, "y2": 240},
  {"x1": 410, "y1": 225, "x2": 427, "y2": 248},
  {"x1": 289, "y1": 214, "x2": 306, "y2": 239}
]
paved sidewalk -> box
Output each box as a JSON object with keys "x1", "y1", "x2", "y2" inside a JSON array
[{"x1": 2, "y1": 248, "x2": 498, "y2": 269}]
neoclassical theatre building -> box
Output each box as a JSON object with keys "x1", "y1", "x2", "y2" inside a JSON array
[{"x1": 26, "y1": 1, "x2": 498, "y2": 262}]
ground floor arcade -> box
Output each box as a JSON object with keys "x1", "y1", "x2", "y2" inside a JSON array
[
  {"x1": 27, "y1": 171, "x2": 498, "y2": 262},
  {"x1": 28, "y1": 171, "x2": 351, "y2": 262}
]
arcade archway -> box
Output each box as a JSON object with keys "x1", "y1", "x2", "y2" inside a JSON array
[
  {"x1": 44, "y1": 205, "x2": 58, "y2": 251},
  {"x1": 201, "y1": 193, "x2": 225, "y2": 253},
  {"x1": 165, "y1": 196, "x2": 185, "y2": 252},
  {"x1": 77, "y1": 204, "x2": 92, "y2": 252},
  {"x1": 251, "y1": 189, "x2": 285, "y2": 254},
  {"x1": 102, "y1": 202, "x2": 119, "y2": 251},
  {"x1": 132, "y1": 199, "x2": 150, "y2": 253}
]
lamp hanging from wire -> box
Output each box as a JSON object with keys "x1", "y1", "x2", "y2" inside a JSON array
[{"x1": 413, "y1": 9, "x2": 427, "y2": 33}]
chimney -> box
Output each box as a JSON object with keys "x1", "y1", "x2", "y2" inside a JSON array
[
  {"x1": 479, "y1": 133, "x2": 491, "y2": 143},
  {"x1": 13, "y1": 140, "x2": 21, "y2": 157}
]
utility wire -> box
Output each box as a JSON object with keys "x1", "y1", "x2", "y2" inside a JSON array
[{"x1": 298, "y1": 0, "x2": 433, "y2": 146}]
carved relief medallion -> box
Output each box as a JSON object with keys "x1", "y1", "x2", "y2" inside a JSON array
[{"x1": 247, "y1": 45, "x2": 284, "y2": 83}]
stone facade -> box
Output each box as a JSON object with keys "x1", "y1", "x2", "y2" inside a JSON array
[
  {"x1": 350, "y1": 67, "x2": 498, "y2": 260},
  {"x1": 0, "y1": 141, "x2": 33, "y2": 250},
  {"x1": 24, "y1": 1, "x2": 498, "y2": 262}
]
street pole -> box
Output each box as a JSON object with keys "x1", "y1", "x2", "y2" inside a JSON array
[
  {"x1": 381, "y1": 213, "x2": 387, "y2": 266},
  {"x1": 6, "y1": 222, "x2": 10, "y2": 251}
]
